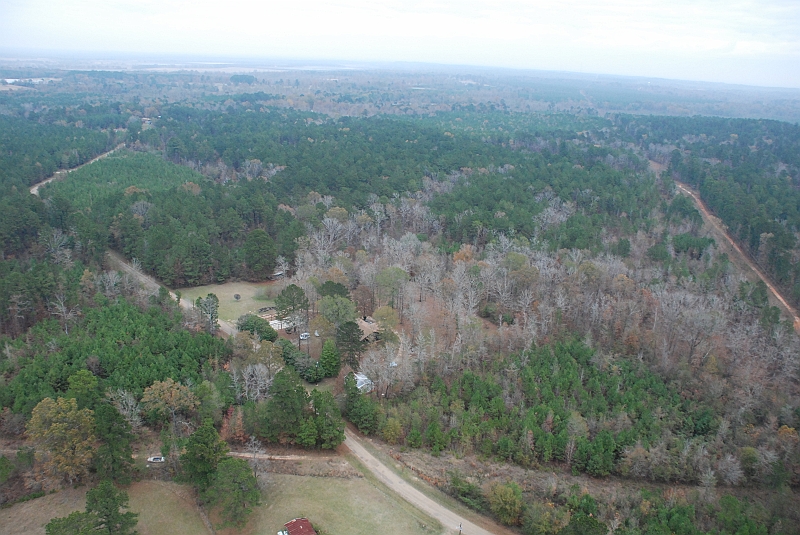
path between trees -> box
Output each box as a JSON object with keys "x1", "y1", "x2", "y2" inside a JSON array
[
  {"x1": 105, "y1": 251, "x2": 237, "y2": 337},
  {"x1": 28, "y1": 143, "x2": 126, "y2": 196},
  {"x1": 673, "y1": 180, "x2": 800, "y2": 332},
  {"x1": 344, "y1": 430, "x2": 511, "y2": 535}
]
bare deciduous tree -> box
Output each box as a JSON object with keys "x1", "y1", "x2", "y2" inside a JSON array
[
  {"x1": 48, "y1": 294, "x2": 80, "y2": 334},
  {"x1": 107, "y1": 389, "x2": 143, "y2": 432}
]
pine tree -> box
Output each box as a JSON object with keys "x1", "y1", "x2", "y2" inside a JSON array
[
  {"x1": 181, "y1": 420, "x2": 229, "y2": 491},
  {"x1": 204, "y1": 458, "x2": 260, "y2": 529},
  {"x1": 337, "y1": 321, "x2": 366, "y2": 370},
  {"x1": 319, "y1": 339, "x2": 341, "y2": 378}
]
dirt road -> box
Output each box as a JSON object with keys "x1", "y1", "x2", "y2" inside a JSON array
[
  {"x1": 229, "y1": 451, "x2": 334, "y2": 461},
  {"x1": 105, "y1": 251, "x2": 237, "y2": 337},
  {"x1": 344, "y1": 430, "x2": 512, "y2": 535},
  {"x1": 107, "y1": 258, "x2": 508, "y2": 533},
  {"x1": 674, "y1": 180, "x2": 800, "y2": 332},
  {"x1": 29, "y1": 144, "x2": 126, "y2": 196}
]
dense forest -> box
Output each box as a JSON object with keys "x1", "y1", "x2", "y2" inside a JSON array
[
  {"x1": 0, "y1": 114, "x2": 112, "y2": 190},
  {"x1": 1, "y1": 70, "x2": 799, "y2": 534},
  {"x1": 40, "y1": 151, "x2": 304, "y2": 286},
  {"x1": 627, "y1": 115, "x2": 800, "y2": 306}
]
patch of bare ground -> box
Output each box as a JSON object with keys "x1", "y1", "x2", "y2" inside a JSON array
[{"x1": 229, "y1": 444, "x2": 362, "y2": 479}]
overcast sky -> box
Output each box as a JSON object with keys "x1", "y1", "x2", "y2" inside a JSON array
[{"x1": 1, "y1": 0, "x2": 799, "y2": 88}]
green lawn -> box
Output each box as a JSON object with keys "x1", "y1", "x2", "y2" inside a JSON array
[
  {"x1": 0, "y1": 481, "x2": 209, "y2": 535},
  {"x1": 178, "y1": 281, "x2": 275, "y2": 323},
  {"x1": 221, "y1": 473, "x2": 440, "y2": 535}
]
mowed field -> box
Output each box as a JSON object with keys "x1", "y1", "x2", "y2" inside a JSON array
[
  {"x1": 1, "y1": 471, "x2": 440, "y2": 535},
  {"x1": 0, "y1": 481, "x2": 209, "y2": 535},
  {"x1": 218, "y1": 473, "x2": 440, "y2": 535},
  {"x1": 178, "y1": 281, "x2": 275, "y2": 323}
]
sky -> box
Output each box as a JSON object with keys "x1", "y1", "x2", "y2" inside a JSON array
[{"x1": 1, "y1": 0, "x2": 799, "y2": 88}]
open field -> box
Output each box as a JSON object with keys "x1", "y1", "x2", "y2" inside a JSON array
[
  {"x1": 0, "y1": 487, "x2": 87, "y2": 535},
  {"x1": 178, "y1": 281, "x2": 276, "y2": 323},
  {"x1": 0, "y1": 481, "x2": 209, "y2": 535},
  {"x1": 219, "y1": 473, "x2": 440, "y2": 535},
  {"x1": 128, "y1": 481, "x2": 211, "y2": 535}
]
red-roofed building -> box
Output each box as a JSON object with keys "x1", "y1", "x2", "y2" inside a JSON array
[{"x1": 283, "y1": 518, "x2": 317, "y2": 535}]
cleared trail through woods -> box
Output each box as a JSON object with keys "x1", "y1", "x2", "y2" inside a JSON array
[
  {"x1": 673, "y1": 180, "x2": 800, "y2": 332},
  {"x1": 105, "y1": 251, "x2": 237, "y2": 337},
  {"x1": 29, "y1": 144, "x2": 126, "y2": 196}
]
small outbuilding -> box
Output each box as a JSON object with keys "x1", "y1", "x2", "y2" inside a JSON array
[
  {"x1": 354, "y1": 372, "x2": 374, "y2": 393},
  {"x1": 279, "y1": 517, "x2": 317, "y2": 535}
]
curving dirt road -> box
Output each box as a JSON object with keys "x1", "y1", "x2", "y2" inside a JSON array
[
  {"x1": 674, "y1": 180, "x2": 800, "y2": 332},
  {"x1": 344, "y1": 430, "x2": 512, "y2": 535},
  {"x1": 29, "y1": 144, "x2": 126, "y2": 196}
]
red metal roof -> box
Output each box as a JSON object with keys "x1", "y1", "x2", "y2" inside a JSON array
[{"x1": 284, "y1": 518, "x2": 317, "y2": 535}]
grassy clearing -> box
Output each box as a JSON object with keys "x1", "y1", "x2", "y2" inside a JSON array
[
  {"x1": 0, "y1": 487, "x2": 86, "y2": 535},
  {"x1": 178, "y1": 281, "x2": 276, "y2": 323},
  {"x1": 219, "y1": 473, "x2": 440, "y2": 535},
  {"x1": 128, "y1": 481, "x2": 210, "y2": 535},
  {"x1": 0, "y1": 481, "x2": 209, "y2": 535}
]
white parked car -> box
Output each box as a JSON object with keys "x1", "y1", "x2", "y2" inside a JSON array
[
  {"x1": 299, "y1": 332, "x2": 310, "y2": 340},
  {"x1": 147, "y1": 456, "x2": 165, "y2": 463}
]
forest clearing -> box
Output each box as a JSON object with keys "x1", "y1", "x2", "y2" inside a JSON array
[
  {"x1": 178, "y1": 281, "x2": 275, "y2": 324},
  {"x1": 0, "y1": 481, "x2": 209, "y2": 535}
]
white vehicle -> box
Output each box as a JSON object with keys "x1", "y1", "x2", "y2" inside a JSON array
[
  {"x1": 147, "y1": 456, "x2": 165, "y2": 463},
  {"x1": 299, "y1": 332, "x2": 310, "y2": 340}
]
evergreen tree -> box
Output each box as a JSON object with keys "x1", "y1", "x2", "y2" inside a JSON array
[
  {"x1": 337, "y1": 321, "x2": 366, "y2": 370},
  {"x1": 181, "y1": 419, "x2": 229, "y2": 491},
  {"x1": 310, "y1": 389, "x2": 345, "y2": 449},
  {"x1": 319, "y1": 339, "x2": 341, "y2": 378},
  {"x1": 86, "y1": 480, "x2": 139, "y2": 534},
  {"x1": 94, "y1": 404, "x2": 134, "y2": 484},
  {"x1": 46, "y1": 480, "x2": 138, "y2": 535},
  {"x1": 203, "y1": 458, "x2": 260, "y2": 529},
  {"x1": 46, "y1": 511, "x2": 97, "y2": 535},
  {"x1": 264, "y1": 367, "x2": 309, "y2": 442},
  {"x1": 344, "y1": 373, "x2": 378, "y2": 434},
  {"x1": 244, "y1": 229, "x2": 276, "y2": 280},
  {"x1": 297, "y1": 418, "x2": 318, "y2": 448}
]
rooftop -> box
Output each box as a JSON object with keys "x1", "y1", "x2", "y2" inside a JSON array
[{"x1": 284, "y1": 518, "x2": 317, "y2": 535}]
